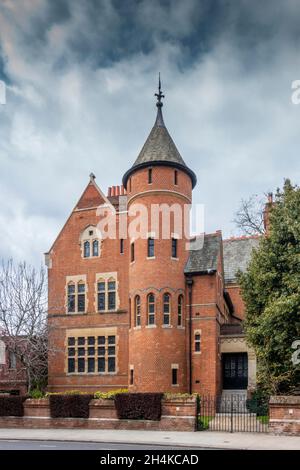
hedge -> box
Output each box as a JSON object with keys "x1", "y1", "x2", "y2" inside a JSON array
[
  {"x1": 49, "y1": 394, "x2": 93, "y2": 418},
  {"x1": 0, "y1": 396, "x2": 27, "y2": 417},
  {"x1": 115, "y1": 393, "x2": 163, "y2": 420}
]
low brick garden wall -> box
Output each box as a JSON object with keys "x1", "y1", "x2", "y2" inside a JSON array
[
  {"x1": 0, "y1": 396, "x2": 197, "y2": 432},
  {"x1": 269, "y1": 396, "x2": 300, "y2": 435}
]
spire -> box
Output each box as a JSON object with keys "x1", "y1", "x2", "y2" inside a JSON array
[
  {"x1": 122, "y1": 77, "x2": 197, "y2": 189},
  {"x1": 154, "y1": 73, "x2": 165, "y2": 128},
  {"x1": 155, "y1": 73, "x2": 164, "y2": 108}
]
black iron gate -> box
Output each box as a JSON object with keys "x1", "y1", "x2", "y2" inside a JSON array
[{"x1": 197, "y1": 394, "x2": 269, "y2": 433}]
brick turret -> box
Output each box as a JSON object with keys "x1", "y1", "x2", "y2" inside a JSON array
[{"x1": 123, "y1": 79, "x2": 196, "y2": 392}]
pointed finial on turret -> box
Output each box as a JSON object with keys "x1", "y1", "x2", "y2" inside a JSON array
[
  {"x1": 89, "y1": 172, "x2": 96, "y2": 182},
  {"x1": 155, "y1": 73, "x2": 164, "y2": 108}
]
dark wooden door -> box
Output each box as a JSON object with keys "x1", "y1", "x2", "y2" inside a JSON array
[{"x1": 222, "y1": 353, "x2": 248, "y2": 390}]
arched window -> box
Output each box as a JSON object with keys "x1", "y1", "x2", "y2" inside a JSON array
[
  {"x1": 92, "y1": 240, "x2": 99, "y2": 257},
  {"x1": 147, "y1": 293, "x2": 155, "y2": 325},
  {"x1": 178, "y1": 295, "x2": 183, "y2": 326},
  {"x1": 135, "y1": 295, "x2": 141, "y2": 326},
  {"x1": 163, "y1": 293, "x2": 171, "y2": 325},
  {"x1": 81, "y1": 225, "x2": 101, "y2": 258},
  {"x1": 84, "y1": 241, "x2": 90, "y2": 258}
]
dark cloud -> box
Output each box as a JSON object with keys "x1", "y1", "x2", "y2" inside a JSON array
[{"x1": 0, "y1": 0, "x2": 300, "y2": 265}]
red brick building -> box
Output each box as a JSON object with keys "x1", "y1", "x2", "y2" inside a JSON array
[{"x1": 46, "y1": 85, "x2": 260, "y2": 397}]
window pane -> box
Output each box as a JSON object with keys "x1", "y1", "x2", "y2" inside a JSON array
[
  {"x1": 98, "y1": 336, "x2": 105, "y2": 345},
  {"x1": 98, "y1": 357, "x2": 105, "y2": 372},
  {"x1": 78, "y1": 337, "x2": 85, "y2": 345},
  {"x1": 108, "y1": 281, "x2": 115, "y2": 291},
  {"x1": 78, "y1": 294, "x2": 85, "y2": 312},
  {"x1": 88, "y1": 358, "x2": 95, "y2": 373},
  {"x1": 163, "y1": 314, "x2": 170, "y2": 325},
  {"x1": 149, "y1": 303, "x2": 155, "y2": 314},
  {"x1": 68, "y1": 284, "x2": 75, "y2": 294},
  {"x1": 78, "y1": 358, "x2": 85, "y2": 373},
  {"x1": 108, "y1": 346, "x2": 115, "y2": 356},
  {"x1": 195, "y1": 334, "x2": 200, "y2": 341},
  {"x1": 108, "y1": 335, "x2": 115, "y2": 345},
  {"x1": 172, "y1": 368, "x2": 178, "y2": 385},
  {"x1": 98, "y1": 292, "x2": 105, "y2": 311},
  {"x1": 68, "y1": 348, "x2": 75, "y2": 357},
  {"x1": 84, "y1": 241, "x2": 90, "y2": 258},
  {"x1": 149, "y1": 314, "x2": 155, "y2": 325},
  {"x1": 172, "y1": 238, "x2": 177, "y2": 258},
  {"x1": 163, "y1": 301, "x2": 170, "y2": 313},
  {"x1": 68, "y1": 337, "x2": 75, "y2": 346},
  {"x1": 68, "y1": 294, "x2": 75, "y2": 313},
  {"x1": 98, "y1": 346, "x2": 105, "y2": 356},
  {"x1": 120, "y1": 238, "x2": 124, "y2": 254},
  {"x1": 78, "y1": 283, "x2": 85, "y2": 293},
  {"x1": 108, "y1": 292, "x2": 116, "y2": 310},
  {"x1": 195, "y1": 342, "x2": 201, "y2": 352},
  {"x1": 78, "y1": 347, "x2": 85, "y2": 356},
  {"x1": 92, "y1": 240, "x2": 99, "y2": 256},
  {"x1": 68, "y1": 358, "x2": 75, "y2": 373},
  {"x1": 88, "y1": 336, "x2": 95, "y2": 345},
  {"x1": 108, "y1": 357, "x2": 115, "y2": 372},
  {"x1": 148, "y1": 238, "x2": 154, "y2": 257},
  {"x1": 98, "y1": 282, "x2": 105, "y2": 292},
  {"x1": 131, "y1": 243, "x2": 134, "y2": 262},
  {"x1": 88, "y1": 347, "x2": 95, "y2": 356}
]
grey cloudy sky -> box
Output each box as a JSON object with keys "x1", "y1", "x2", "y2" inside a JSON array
[{"x1": 0, "y1": 0, "x2": 300, "y2": 266}]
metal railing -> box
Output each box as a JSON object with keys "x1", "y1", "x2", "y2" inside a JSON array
[{"x1": 198, "y1": 395, "x2": 269, "y2": 433}]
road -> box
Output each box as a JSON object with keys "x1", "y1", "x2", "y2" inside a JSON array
[{"x1": 0, "y1": 439, "x2": 209, "y2": 450}]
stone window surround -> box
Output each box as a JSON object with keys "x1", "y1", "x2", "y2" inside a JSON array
[
  {"x1": 65, "y1": 327, "x2": 118, "y2": 376},
  {"x1": 66, "y1": 275, "x2": 88, "y2": 314},
  {"x1": 80, "y1": 225, "x2": 102, "y2": 259},
  {"x1": 94, "y1": 272, "x2": 119, "y2": 313}
]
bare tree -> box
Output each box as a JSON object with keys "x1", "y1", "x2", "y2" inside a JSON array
[
  {"x1": 233, "y1": 194, "x2": 266, "y2": 236},
  {"x1": 0, "y1": 260, "x2": 49, "y2": 392}
]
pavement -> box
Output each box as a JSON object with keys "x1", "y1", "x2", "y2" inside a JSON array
[{"x1": 0, "y1": 428, "x2": 299, "y2": 450}]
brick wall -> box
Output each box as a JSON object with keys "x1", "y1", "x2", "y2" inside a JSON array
[
  {"x1": 0, "y1": 397, "x2": 197, "y2": 432},
  {"x1": 269, "y1": 396, "x2": 300, "y2": 435}
]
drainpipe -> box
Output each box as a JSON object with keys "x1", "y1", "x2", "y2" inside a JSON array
[{"x1": 186, "y1": 276, "x2": 193, "y2": 395}]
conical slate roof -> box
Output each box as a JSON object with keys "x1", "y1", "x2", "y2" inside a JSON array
[
  {"x1": 122, "y1": 88, "x2": 197, "y2": 189},
  {"x1": 132, "y1": 107, "x2": 187, "y2": 168}
]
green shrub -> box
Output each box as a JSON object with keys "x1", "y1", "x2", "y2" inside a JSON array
[
  {"x1": 246, "y1": 388, "x2": 270, "y2": 416},
  {"x1": 94, "y1": 388, "x2": 128, "y2": 400},
  {"x1": 28, "y1": 389, "x2": 44, "y2": 399}
]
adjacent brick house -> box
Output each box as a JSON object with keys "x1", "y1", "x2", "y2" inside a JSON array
[
  {"x1": 46, "y1": 85, "x2": 260, "y2": 397},
  {"x1": 0, "y1": 338, "x2": 27, "y2": 395}
]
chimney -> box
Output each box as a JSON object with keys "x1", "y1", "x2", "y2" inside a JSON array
[
  {"x1": 108, "y1": 187, "x2": 112, "y2": 197},
  {"x1": 263, "y1": 192, "x2": 273, "y2": 235},
  {"x1": 115, "y1": 186, "x2": 120, "y2": 196}
]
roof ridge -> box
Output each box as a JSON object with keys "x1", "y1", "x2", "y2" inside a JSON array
[{"x1": 224, "y1": 234, "x2": 262, "y2": 242}]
